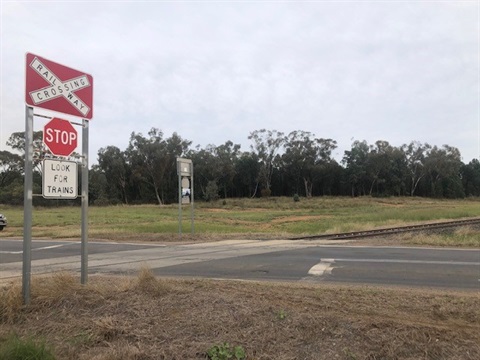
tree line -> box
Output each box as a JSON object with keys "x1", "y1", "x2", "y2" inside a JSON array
[{"x1": 1, "y1": 128, "x2": 479, "y2": 206}]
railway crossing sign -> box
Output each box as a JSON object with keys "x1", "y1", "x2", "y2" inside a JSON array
[
  {"x1": 25, "y1": 53, "x2": 93, "y2": 119},
  {"x1": 43, "y1": 118, "x2": 78, "y2": 157},
  {"x1": 23, "y1": 52, "x2": 93, "y2": 304}
]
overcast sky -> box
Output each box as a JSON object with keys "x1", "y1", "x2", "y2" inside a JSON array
[{"x1": 1, "y1": 0, "x2": 479, "y2": 165}]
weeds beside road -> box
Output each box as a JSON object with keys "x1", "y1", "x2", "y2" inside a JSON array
[{"x1": 1, "y1": 270, "x2": 479, "y2": 360}]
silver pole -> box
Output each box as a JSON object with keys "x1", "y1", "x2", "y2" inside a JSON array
[
  {"x1": 190, "y1": 166, "x2": 194, "y2": 234},
  {"x1": 22, "y1": 106, "x2": 34, "y2": 304},
  {"x1": 81, "y1": 119, "x2": 89, "y2": 284},
  {"x1": 178, "y1": 174, "x2": 182, "y2": 235}
]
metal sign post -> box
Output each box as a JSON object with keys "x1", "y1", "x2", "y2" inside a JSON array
[
  {"x1": 22, "y1": 106, "x2": 34, "y2": 304},
  {"x1": 177, "y1": 158, "x2": 194, "y2": 235},
  {"x1": 81, "y1": 119, "x2": 89, "y2": 284}
]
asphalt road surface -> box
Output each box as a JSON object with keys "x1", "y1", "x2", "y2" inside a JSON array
[{"x1": 1, "y1": 238, "x2": 479, "y2": 290}]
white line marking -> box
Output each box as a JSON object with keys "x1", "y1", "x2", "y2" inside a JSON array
[
  {"x1": 0, "y1": 242, "x2": 79, "y2": 255},
  {"x1": 332, "y1": 258, "x2": 480, "y2": 266},
  {"x1": 306, "y1": 257, "x2": 480, "y2": 278}
]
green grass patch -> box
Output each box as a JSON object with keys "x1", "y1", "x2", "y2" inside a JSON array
[
  {"x1": 1, "y1": 197, "x2": 479, "y2": 245},
  {"x1": 0, "y1": 334, "x2": 55, "y2": 360}
]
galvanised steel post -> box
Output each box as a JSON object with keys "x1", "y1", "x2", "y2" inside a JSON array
[
  {"x1": 81, "y1": 119, "x2": 89, "y2": 284},
  {"x1": 22, "y1": 106, "x2": 34, "y2": 304}
]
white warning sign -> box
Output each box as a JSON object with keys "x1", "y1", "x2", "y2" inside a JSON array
[{"x1": 42, "y1": 159, "x2": 78, "y2": 199}]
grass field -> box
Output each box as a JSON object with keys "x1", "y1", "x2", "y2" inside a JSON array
[{"x1": 1, "y1": 197, "x2": 479, "y2": 246}]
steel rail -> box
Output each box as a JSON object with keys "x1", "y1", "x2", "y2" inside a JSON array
[{"x1": 289, "y1": 218, "x2": 480, "y2": 240}]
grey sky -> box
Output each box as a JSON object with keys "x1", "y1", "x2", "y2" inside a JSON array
[{"x1": 1, "y1": 0, "x2": 479, "y2": 164}]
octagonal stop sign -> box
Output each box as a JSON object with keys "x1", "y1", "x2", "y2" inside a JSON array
[{"x1": 43, "y1": 118, "x2": 78, "y2": 156}]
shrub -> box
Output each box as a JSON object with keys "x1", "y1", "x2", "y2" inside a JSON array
[
  {"x1": 205, "y1": 181, "x2": 219, "y2": 202},
  {"x1": 293, "y1": 194, "x2": 300, "y2": 202},
  {"x1": 260, "y1": 188, "x2": 271, "y2": 198},
  {"x1": 0, "y1": 334, "x2": 56, "y2": 360},
  {"x1": 207, "y1": 343, "x2": 246, "y2": 360}
]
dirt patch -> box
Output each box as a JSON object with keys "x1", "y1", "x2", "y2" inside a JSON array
[
  {"x1": 203, "y1": 208, "x2": 271, "y2": 213},
  {"x1": 1, "y1": 271, "x2": 479, "y2": 360},
  {"x1": 203, "y1": 208, "x2": 230, "y2": 213},
  {"x1": 270, "y1": 215, "x2": 332, "y2": 224}
]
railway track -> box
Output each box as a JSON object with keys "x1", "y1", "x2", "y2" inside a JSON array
[{"x1": 290, "y1": 217, "x2": 480, "y2": 241}]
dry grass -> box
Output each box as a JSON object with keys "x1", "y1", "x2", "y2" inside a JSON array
[
  {"x1": 344, "y1": 224, "x2": 480, "y2": 247},
  {"x1": 1, "y1": 270, "x2": 479, "y2": 360}
]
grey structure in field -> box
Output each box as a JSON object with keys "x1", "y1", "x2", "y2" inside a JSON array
[{"x1": 177, "y1": 158, "x2": 194, "y2": 235}]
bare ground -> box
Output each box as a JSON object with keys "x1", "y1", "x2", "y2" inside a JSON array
[{"x1": 1, "y1": 270, "x2": 479, "y2": 360}]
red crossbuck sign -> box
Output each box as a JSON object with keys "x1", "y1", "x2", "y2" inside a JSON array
[{"x1": 25, "y1": 53, "x2": 93, "y2": 119}]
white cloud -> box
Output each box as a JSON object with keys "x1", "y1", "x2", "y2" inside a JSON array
[{"x1": 1, "y1": 1, "x2": 478, "y2": 163}]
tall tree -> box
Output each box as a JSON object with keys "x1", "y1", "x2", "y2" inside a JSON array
[
  {"x1": 248, "y1": 129, "x2": 285, "y2": 196},
  {"x1": 403, "y1": 141, "x2": 431, "y2": 196},
  {"x1": 461, "y1": 159, "x2": 480, "y2": 197},
  {"x1": 127, "y1": 129, "x2": 166, "y2": 205},
  {"x1": 189, "y1": 145, "x2": 220, "y2": 200},
  {"x1": 126, "y1": 128, "x2": 191, "y2": 205},
  {"x1": 0, "y1": 150, "x2": 22, "y2": 188},
  {"x1": 282, "y1": 130, "x2": 337, "y2": 197},
  {"x1": 366, "y1": 141, "x2": 407, "y2": 196},
  {"x1": 424, "y1": 145, "x2": 464, "y2": 198},
  {"x1": 215, "y1": 141, "x2": 241, "y2": 198},
  {"x1": 97, "y1": 146, "x2": 130, "y2": 204},
  {"x1": 342, "y1": 140, "x2": 370, "y2": 196},
  {"x1": 7, "y1": 130, "x2": 46, "y2": 173},
  {"x1": 234, "y1": 151, "x2": 260, "y2": 198},
  {"x1": 188, "y1": 141, "x2": 240, "y2": 200},
  {"x1": 88, "y1": 165, "x2": 109, "y2": 205}
]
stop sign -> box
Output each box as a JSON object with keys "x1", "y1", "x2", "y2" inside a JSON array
[{"x1": 43, "y1": 118, "x2": 78, "y2": 156}]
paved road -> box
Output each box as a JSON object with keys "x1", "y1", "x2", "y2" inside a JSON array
[{"x1": 1, "y1": 238, "x2": 479, "y2": 290}]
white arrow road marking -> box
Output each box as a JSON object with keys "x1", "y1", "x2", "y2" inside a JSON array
[
  {"x1": 29, "y1": 57, "x2": 91, "y2": 116},
  {"x1": 308, "y1": 258, "x2": 335, "y2": 276}
]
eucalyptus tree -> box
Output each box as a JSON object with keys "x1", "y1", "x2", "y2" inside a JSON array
[
  {"x1": 0, "y1": 150, "x2": 22, "y2": 188},
  {"x1": 234, "y1": 151, "x2": 260, "y2": 198},
  {"x1": 189, "y1": 145, "x2": 221, "y2": 201},
  {"x1": 365, "y1": 141, "x2": 408, "y2": 196},
  {"x1": 282, "y1": 130, "x2": 337, "y2": 197},
  {"x1": 0, "y1": 150, "x2": 24, "y2": 204},
  {"x1": 88, "y1": 165, "x2": 109, "y2": 205},
  {"x1": 402, "y1": 141, "x2": 431, "y2": 196},
  {"x1": 215, "y1": 141, "x2": 241, "y2": 198},
  {"x1": 7, "y1": 130, "x2": 46, "y2": 173},
  {"x1": 126, "y1": 128, "x2": 191, "y2": 205},
  {"x1": 97, "y1": 146, "x2": 130, "y2": 204},
  {"x1": 248, "y1": 129, "x2": 285, "y2": 196},
  {"x1": 342, "y1": 140, "x2": 370, "y2": 196},
  {"x1": 424, "y1": 145, "x2": 464, "y2": 198},
  {"x1": 189, "y1": 141, "x2": 241, "y2": 200},
  {"x1": 461, "y1": 159, "x2": 480, "y2": 197}
]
